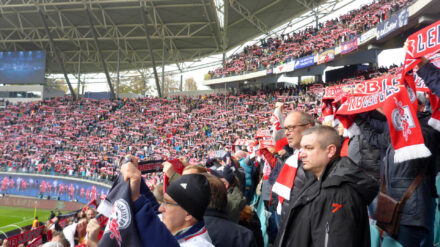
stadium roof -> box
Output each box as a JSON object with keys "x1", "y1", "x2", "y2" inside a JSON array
[{"x1": 0, "y1": 0, "x2": 331, "y2": 75}]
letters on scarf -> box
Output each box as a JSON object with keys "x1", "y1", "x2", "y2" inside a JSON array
[
  {"x1": 403, "y1": 20, "x2": 440, "y2": 79},
  {"x1": 327, "y1": 72, "x2": 432, "y2": 163}
]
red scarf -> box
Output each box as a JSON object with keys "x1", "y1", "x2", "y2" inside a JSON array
[
  {"x1": 272, "y1": 150, "x2": 300, "y2": 214},
  {"x1": 335, "y1": 75, "x2": 431, "y2": 162},
  {"x1": 403, "y1": 20, "x2": 440, "y2": 82},
  {"x1": 382, "y1": 85, "x2": 431, "y2": 163}
]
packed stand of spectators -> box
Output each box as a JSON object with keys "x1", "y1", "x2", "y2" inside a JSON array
[
  {"x1": 1, "y1": 60, "x2": 439, "y2": 247},
  {"x1": 0, "y1": 86, "x2": 321, "y2": 184},
  {"x1": 0, "y1": 63, "x2": 402, "y2": 186},
  {"x1": 207, "y1": 0, "x2": 412, "y2": 79}
]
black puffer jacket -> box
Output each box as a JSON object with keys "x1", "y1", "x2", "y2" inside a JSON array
[
  {"x1": 348, "y1": 134, "x2": 381, "y2": 180},
  {"x1": 275, "y1": 157, "x2": 379, "y2": 247}
]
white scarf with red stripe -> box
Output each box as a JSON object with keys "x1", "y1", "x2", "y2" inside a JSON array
[
  {"x1": 270, "y1": 106, "x2": 288, "y2": 152},
  {"x1": 271, "y1": 150, "x2": 300, "y2": 214}
]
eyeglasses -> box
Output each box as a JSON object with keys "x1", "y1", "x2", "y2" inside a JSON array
[
  {"x1": 161, "y1": 200, "x2": 180, "y2": 208},
  {"x1": 282, "y1": 124, "x2": 308, "y2": 132}
]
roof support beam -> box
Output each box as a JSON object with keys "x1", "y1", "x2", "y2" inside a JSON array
[
  {"x1": 228, "y1": 0, "x2": 270, "y2": 35},
  {"x1": 39, "y1": 9, "x2": 77, "y2": 101},
  {"x1": 85, "y1": 7, "x2": 116, "y2": 100},
  {"x1": 161, "y1": 42, "x2": 166, "y2": 97},
  {"x1": 139, "y1": 4, "x2": 162, "y2": 98}
]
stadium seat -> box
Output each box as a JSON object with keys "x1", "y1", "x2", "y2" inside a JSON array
[
  {"x1": 381, "y1": 236, "x2": 403, "y2": 247},
  {"x1": 370, "y1": 224, "x2": 380, "y2": 247}
]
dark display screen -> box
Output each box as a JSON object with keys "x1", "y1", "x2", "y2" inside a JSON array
[{"x1": 0, "y1": 50, "x2": 46, "y2": 84}]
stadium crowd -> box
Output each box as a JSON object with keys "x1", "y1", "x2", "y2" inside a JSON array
[
  {"x1": 0, "y1": 57, "x2": 439, "y2": 247},
  {"x1": 207, "y1": 0, "x2": 412, "y2": 79},
  {"x1": 0, "y1": 0, "x2": 439, "y2": 245}
]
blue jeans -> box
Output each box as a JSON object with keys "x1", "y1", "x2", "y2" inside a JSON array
[
  {"x1": 397, "y1": 225, "x2": 431, "y2": 247},
  {"x1": 396, "y1": 199, "x2": 435, "y2": 247},
  {"x1": 267, "y1": 205, "x2": 280, "y2": 244}
]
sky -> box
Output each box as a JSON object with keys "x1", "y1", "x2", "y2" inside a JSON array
[{"x1": 49, "y1": 0, "x2": 406, "y2": 94}]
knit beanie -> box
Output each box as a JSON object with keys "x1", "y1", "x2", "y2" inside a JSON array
[
  {"x1": 166, "y1": 174, "x2": 211, "y2": 221},
  {"x1": 210, "y1": 165, "x2": 235, "y2": 185}
]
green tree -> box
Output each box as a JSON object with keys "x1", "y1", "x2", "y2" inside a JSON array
[
  {"x1": 46, "y1": 78, "x2": 69, "y2": 93},
  {"x1": 118, "y1": 75, "x2": 153, "y2": 96}
]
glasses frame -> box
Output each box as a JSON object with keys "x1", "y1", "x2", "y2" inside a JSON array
[
  {"x1": 283, "y1": 124, "x2": 308, "y2": 132},
  {"x1": 161, "y1": 200, "x2": 180, "y2": 208}
]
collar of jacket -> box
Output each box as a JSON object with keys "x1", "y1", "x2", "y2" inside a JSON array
[
  {"x1": 288, "y1": 158, "x2": 343, "y2": 209},
  {"x1": 204, "y1": 208, "x2": 229, "y2": 220},
  {"x1": 291, "y1": 157, "x2": 378, "y2": 208},
  {"x1": 175, "y1": 220, "x2": 206, "y2": 242}
]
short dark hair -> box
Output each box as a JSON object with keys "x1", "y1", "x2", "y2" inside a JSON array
[
  {"x1": 302, "y1": 126, "x2": 341, "y2": 155},
  {"x1": 203, "y1": 173, "x2": 227, "y2": 211}
]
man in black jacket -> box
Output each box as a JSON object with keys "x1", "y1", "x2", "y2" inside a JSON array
[{"x1": 275, "y1": 126, "x2": 378, "y2": 247}]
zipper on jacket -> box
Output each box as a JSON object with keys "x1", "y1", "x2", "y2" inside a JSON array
[{"x1": 324, "y1": 222, "x2": 329, "y2": 247}]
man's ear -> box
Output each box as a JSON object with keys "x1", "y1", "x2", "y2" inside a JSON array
[
  {"x1": 184, "y1": 213, "x2": 195, "y2": 223},
  {"x1": 327, "y1": 144, "x2": 337, "y2": 159}
]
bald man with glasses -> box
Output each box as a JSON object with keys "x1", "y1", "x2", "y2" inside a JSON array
[{"x1": 272, "y1": 111, "x2": 315, "y2": 225}]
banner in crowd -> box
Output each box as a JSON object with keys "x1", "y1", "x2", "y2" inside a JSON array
[
  {"x1": 274, "y1": 62, "x2": 295, "y2": 74},
  {"x1": 359, "y1": 28, "x2": 377, "y2": 44},
  {"x1": 6, "y1": 226, "x2": 44, "y2": 247},
  {"x1": 341, "y1": 38, "x2": 358, "y2": 55},
  {"x1": 277, "y1": 75, "x2": 298, "y2": 85},
  {"x1": 377, "y1": 8, "x2": 409, "y2": 40},
  {"x1": 0, "y1": 173, "x2": 110, "y2": 204},
  {"x1": 317, "y1": 49, "x2": 335, "y2": 64},
  {"x1": 294, "y1": 55, "x2": 315, "y2": 70}
]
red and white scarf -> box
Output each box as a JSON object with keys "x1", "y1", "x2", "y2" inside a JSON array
[
  {"x1": 428, "y1": 92, "x2": 440, "y2": 131},
  {"x1": 403, "y1": 20, "x2": 440, "y2": 82},
  {"x1": 271, "y1": 150, "x2": 300, "y2": 214},
  {"x1": 270, "y1": 106, "x2": 288, "y2": 153},
  {"x1": 321, "y1": 100, "x2": 334, "y2": 124},
  {"x1": 383, "y1": 85, "x2": 431, "y2": 163},
  {"x1": 336, "y1": 76, "x2": 431, "y2": 163}
]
